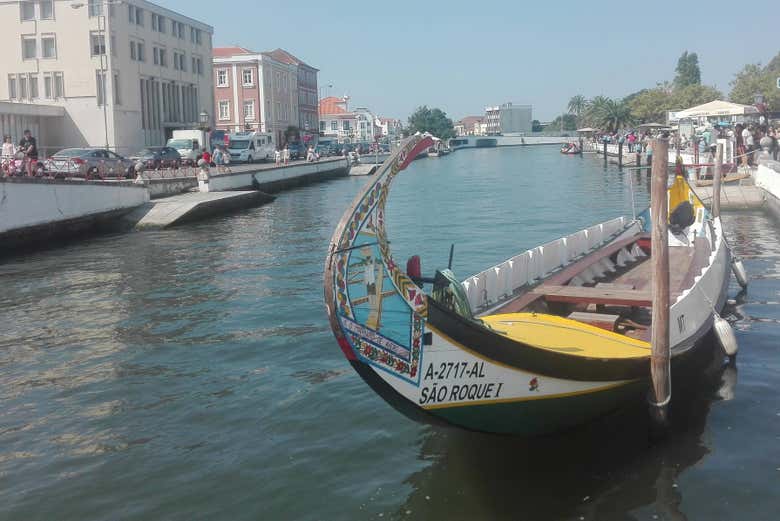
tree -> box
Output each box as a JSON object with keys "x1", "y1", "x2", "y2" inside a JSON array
[
  {"x1": 729, "y1": 53, "x2": 780, "y2": 111},
  {"x1": 626, "y1": 88, "x2": 673, "y2": 123},
  {"x1": 674, "y1": 51, "x2": 701, "y2": 89},
  {"x1": 406, "y1": 106, "x2": 456, "y2": 140},
  {"x1": 567, "y1": 95, "x2": 587, "y2": 117},
  {"x1": 531, "y1": 120, "x2": 544, "y2": 132},
  {"x1": 547, "y1": 113, "x2": 578, "y2": 131},
  {"x1": 670, "y1": 84, "x2": 722, "y2": 109},
  {"x1": 589, "y1": 98, "x2": 634, "y2": 132}
]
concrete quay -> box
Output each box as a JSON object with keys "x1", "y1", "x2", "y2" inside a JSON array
[
  {"x1": 124, "y1": 190, "x2": 275, "y2": 229},
  {"x1": 205, "y1": 157, "x2": 349, "y2": 192},
  {"x1": 692, "y1": 184, "x2": 765, "y2": 210}
]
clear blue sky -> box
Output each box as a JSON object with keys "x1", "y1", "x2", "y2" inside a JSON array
[{"x1": 167, "y1": 0, "x2": 777, "y2": 122}]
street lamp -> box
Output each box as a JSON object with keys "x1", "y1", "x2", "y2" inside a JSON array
[
  {"x1": 71, "y1": 0, "x2": 123, "y2": 151},
  {"x1": 199, "y1": 110, "x2": 210, "y2": 130}
]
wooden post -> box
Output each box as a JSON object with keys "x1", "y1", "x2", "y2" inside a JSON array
[
  {"x1": 603, "y1": 140, "x2": 608, "y2": 165},
  {"x1": 712, "y1": 142, "x2": 723, "y2": 218},
  {"x1": 618, "y1": 141, "x2": 623, "y2": 169},
  {"x1": 649, "y1": 137, "x2": 670, "y2": 428}
]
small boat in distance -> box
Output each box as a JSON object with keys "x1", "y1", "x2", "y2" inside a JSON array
[
  {"x1": 324, "y1": 134, "x2": 739, "y2": 435},
  {"x1": 561, "y1": 142, "x2": 581, "y2": 155}
]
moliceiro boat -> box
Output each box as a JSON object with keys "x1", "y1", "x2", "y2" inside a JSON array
[{"x1": 324, "y1": 134, "x2": 736, "y2": 435}]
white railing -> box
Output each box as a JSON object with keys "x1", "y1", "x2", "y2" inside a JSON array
[{"x1": 461, "y1": 216, "x2": 629, "y2": 313}]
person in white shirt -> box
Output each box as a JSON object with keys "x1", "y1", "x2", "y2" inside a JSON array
[
  {"x1": 282, "y1": 146, "x2": 290, "y2": 166},
  {"x1": 742, "y1": 126, "x2": 755, "y2": 165},
  {"x1": 274, "y1": 148, "x2": 281, "y2": 165},
  {"x1": 1, "y1": 135, "x2": 15, "y2": 175}
]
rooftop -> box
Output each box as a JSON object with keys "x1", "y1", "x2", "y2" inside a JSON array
[{"x1": 319, "y1": 96, "x2": 349, "y2": 115}]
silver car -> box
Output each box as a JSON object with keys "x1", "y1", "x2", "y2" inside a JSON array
[{"x1": 45, "y1": 148, "x2": 135, "y2": 179}]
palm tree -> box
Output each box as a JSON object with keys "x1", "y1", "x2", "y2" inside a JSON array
[
  {"x1": 567, "y1": 95, "x2": 587, "y2": 117},
  {"x1": 596, "y1": 99, "x2": 634, "y2": 133}
]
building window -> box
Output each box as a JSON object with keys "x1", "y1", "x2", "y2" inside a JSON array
[
  {"x1": 88, "y1": 0, "x2": 103, "y2": 17},
  {"x1": 20, "y1": 1, "x2": 35, "y2": 21},
  {"x1": 41, "y1": 34, "x2": 56, "y2": 59},
  {"x1": 216, "y1": 69, "x2": 228, "y2": 87},
  {"x1": 218, "y1": 100, "x2": 230, "y2": 121},
  {"x1": 320, "y1": 121, "x2": 326, "y2": 132},
  {"x1": 196, "y1": 58, "x2": 202, "y2": 75},
  {"x1": 29, "y1": 75, "x2": 38, "y2": 99},
  {"x1": 130, "y1": 41, "x2": 136, "y2": 60},
  {"x1": 137, "y1": 42, "x2": 145, "y2": 62},
  {"x1": 331, "y1": 121, "x2": 337, "y2": 131},
  {"x1": 90, "y1": 32, "x2": 105, "y2": 56},
  {"x1": 96, "y1": 70, "x2": 106, "y2": 105},
  {"x1": 22, "y1": 36, "x2": 36, "y2": 60},
  {"x1": 8, "y1": 76, "x2": 17, "y2": 99},
  {"x1": 242, "y1": 68, "x2": 253, "y2": 86},
  {"x1": 244, "y1": 100, "x2": 255, "y2": 121},
  {"x1": 128, "y1": 3, "x2": 134, "y2": 23},
  {"x1": 342, "y1": 120, "x2": 350, "y2": 131},
  {"x1": 195, "y1": 29, "x2": 202, "y2": 45},
  {"x1": 191, "y1": 57, "x2": 196, "y2": 74},
  {"x1": 135, "y1": 7, "x2": 143, "y2": 26},
  {"x1": 19, "y1": 75, "x2": 28, "y2": 99},
  {"x1": 113, "y1": 72, "x2": 121, "y2": 105},
  {"x1": 40, "y1": 0, "x2": 53, "y2": 20},
  {"x1": 54, "y1": 72, "x2": 64, "y2": 98},
  {"x1": 179, "y1": 53, "x2": 186, "y2": 71},
  {"x1": 44, "y1": 73, "x2": 52, "y2": 98}
]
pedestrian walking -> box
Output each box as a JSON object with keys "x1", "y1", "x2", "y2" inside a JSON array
[
  {"x1": 18, "y1": 129, "x2": 37, "y2": 176},
  {"x1": 283, "y1": 145, "x2": 290, "y2": 166},
  {"x1": 274, "y1": 148, "x2": 281, "y2": 165}
]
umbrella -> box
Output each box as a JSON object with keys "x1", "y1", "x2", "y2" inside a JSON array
[
  {"x1": 576, "y1": 127, "x2": 598, "y2": 133},
  {"x1": 638, "y1": 122, "x2": 668, "y2": 128}
]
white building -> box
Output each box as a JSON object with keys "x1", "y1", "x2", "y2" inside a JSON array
[
  {"x1": 318, "y1": 97, "x2": 379, "y2": 144},
  {"x1": 0, "y1": 0, "x2": 214, "y2": 156},
  {"x1": 484, "y1": 103, "x2": 532, "y2": 135},
  {"x1": 377, "y1": 117, "x2": 402, "y2": 139}
]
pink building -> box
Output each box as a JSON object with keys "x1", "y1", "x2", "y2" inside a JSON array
[{"x1": 212, "y1": 46, "x2": 317, "y2": 146}]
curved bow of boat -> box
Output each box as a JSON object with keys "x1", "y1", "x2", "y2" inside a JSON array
[{"x1": 324, "y1": 133, "x2": 434, "y2": 367}]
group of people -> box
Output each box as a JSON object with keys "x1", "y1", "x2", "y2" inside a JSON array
[
  {"x1": 200, "y1": 146, "x2": 231, "y2": 173},
  {"x1": 1, "y1": 129, "x2": 39, "y2": 177}
]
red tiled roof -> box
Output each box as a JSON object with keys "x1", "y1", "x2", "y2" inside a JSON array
[
  {"x1": 262, "y1": 48, "x2": 319, "y2": 71},
  {"x1": 213, "y1": 46, "x2": 256, "y2": 58},
  {"x1": 319, "y1": 96, "x2": 348, "y2": 115},
  {"x1": 458, "y1": 116, "x2": 484, "y2": 127}
]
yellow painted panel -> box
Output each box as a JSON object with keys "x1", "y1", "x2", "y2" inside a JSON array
[{"x1": 481, "y1": 313, "x2": 650, "y2": 359}]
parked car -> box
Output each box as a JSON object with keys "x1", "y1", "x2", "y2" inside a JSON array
[
  {"x1": 44, "y1": 148, "x2": 135, "y2": 179},
  {"x1": 130, "y1": 146, "x2": 182, "y2": 170},
  {"x1": 314, "y1": 144, "x2": 332, "y2": 157},
  {"x1": 286, "y1": 142, "x2": 304, "y2": 160}
]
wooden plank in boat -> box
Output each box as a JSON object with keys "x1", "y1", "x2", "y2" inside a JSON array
[
  {"x1": 533, "y1": 285, "x2": 652, "y2": 307},
  {"x1": 567, "y1": 311, "x2": 620, "y2": 331}
]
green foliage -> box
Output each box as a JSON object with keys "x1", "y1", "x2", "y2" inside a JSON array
[
  {"x1": 406, "y1": 106, "x2": 455, "y2": 140},
  {"x1": 567, "y1": 95, "x2": 587, "y2": 116},
  {"x1": 531, "y1": 120, "x2": 544, "y2": 132},
  {"x1": 671, "y1": 84, "x2": 722, "y2": 109},
  {"x1": 729, "y1": 52, "x2": 780, "y2": 111},
  {"x1": 547, "y1": 113, "x2": 578, "y2": 131},
  {"x1": 674, "y1": 51, "x2": 701, "y2": 89},
  {"x1": 627, "y1": 88, "x2": 673, "y2": 124}
]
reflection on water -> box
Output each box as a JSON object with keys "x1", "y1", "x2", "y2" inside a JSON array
[
  {"x1": 396, "y1": 355, "x2": 734, "y2": 521},
  {"x1": 0, "y1": 148, "x2": 778, "y2": 520}
]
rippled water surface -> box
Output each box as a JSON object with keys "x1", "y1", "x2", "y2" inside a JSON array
[{"x1": 1, "y1": 147, "x2": 778, "y2": 520}]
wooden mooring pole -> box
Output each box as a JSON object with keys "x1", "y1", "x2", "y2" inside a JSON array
[
  {"x1": 712, "y1": 142, "x2": 723, "y2": 218},
  {"x1": 603, "y1": 140, "x2": 608, "y2": 166},
  {"x1": 649, "y1": 137, "x2": 671, "y2": 429},
  {"x1": 618, "y1": 141, "x2": 623, "y2": 169}
]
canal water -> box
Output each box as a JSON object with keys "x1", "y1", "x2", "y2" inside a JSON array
[{"x1": 1, "y1": 147, "x2": 778, "y2": 520}]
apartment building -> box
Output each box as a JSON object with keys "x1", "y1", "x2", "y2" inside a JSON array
[
  {"x1": 318, "y1": 97, "x2": 379, "y2": 144},
  {"x1": 212, "y1": 46, "x2": 318, "y2": 146},
  {"x1": 0, "y1": 0, "x2": 214, "y2": 154},
  {"x1": 455, "y1": 116, "x2": 484, "y2": 136},
  {"x1": 377, "y1": 117, "x2": 402, "y2": 139},
  {"x1": 484, "y1": 103, "x2": 532, "y2": 135}
]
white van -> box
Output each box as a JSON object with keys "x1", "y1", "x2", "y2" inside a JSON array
[
  {"x1": 166, "y1": 129, "x2": 214, "y2": 165},
  {"x1": 227, "y1": 132, "x2": 274, "y2": 163}
]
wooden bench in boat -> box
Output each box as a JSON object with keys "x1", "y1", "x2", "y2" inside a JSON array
[
  {"x1": 533, "y1": 285, "x2": 652, "y2": 307},
  {"x1": 567, "y1": 311, "x2": 621, "y2": 331},
  {"x1": 489, "y1": 233, "x2": 650, "y2": 315}
]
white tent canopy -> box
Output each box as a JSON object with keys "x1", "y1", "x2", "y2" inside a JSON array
[
  {"x1": 674, "y1": 100, "x2": 759, "y2": 119},
  {"x1": 576, "y1": 127, "x2": 598, "y2": 132}
]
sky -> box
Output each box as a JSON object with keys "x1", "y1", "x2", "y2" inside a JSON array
[{"x1": 166, "y1": 0, "x2": 778, "y2": 123}]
